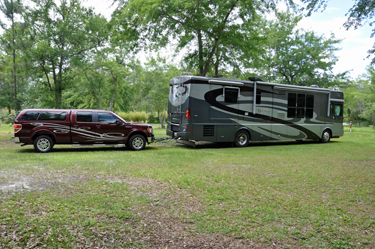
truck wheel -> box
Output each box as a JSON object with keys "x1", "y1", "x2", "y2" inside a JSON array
[
  {"x1": 234, "y1": 130, "x2": 250, "y2": 147},
  {"x1": 320, "y1": 130, "x2": 331, "y2": 143},
  {"x1": 34, "y1": 135, "x2": 54, "y2": 153},
  {"x1": 129, "y1": 134, "x2": 146, "y2": 151}
]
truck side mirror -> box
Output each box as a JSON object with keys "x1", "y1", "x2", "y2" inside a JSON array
[{"x1": 116, "y1": 120, "x2": 122, "y2": 125}]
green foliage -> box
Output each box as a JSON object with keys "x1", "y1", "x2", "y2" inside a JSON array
[
  {"x1": 343, "y1": 66, "x2": 375, "y2": 128},
  {"x1": 256, "y1": 11, "x2": 349, "y2": 88},
  {"x1": 0, "y1": 112, "x2": 15, "y2": 124},
  {"x1": 116, "y1": 0, "x2": 268, "y2": 76},
  {"x1": 24, "y1": 0, "x2": 109, "y2": 108},
  {"x1": 290, "y1": 0, "x2": 375, "y2": 63},
  {"x1": 117, "y1": 111, "x2": 149, "y2": 123}
]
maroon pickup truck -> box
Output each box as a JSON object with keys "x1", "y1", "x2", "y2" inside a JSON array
[{"x1": 12, "y1": 109, "x2": 154, "y2": 152}]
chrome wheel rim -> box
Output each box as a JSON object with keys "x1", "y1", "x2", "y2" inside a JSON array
[
  {"x1": 322, "y1": 131, "x2": 330, "y2": 142},
  {"x1": 237, "y1": 133, "x2": 248, "y2": 146},
  {"x1": 132, "y1": 137, "x2": 144, "y2": 150},
  {"x1": 37, "y1": 138, "x2": 51, "y2": 152}
]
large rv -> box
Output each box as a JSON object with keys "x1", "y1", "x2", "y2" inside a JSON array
[{"x1": 167, "y1": 76, "x2": 344, "y2": 147}]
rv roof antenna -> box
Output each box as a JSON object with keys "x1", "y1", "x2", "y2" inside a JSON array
[{"x1": 248, "y1": 77, "x2": 263, "y2": 82}]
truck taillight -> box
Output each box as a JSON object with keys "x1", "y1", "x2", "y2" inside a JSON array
[
  {"x1": 186, "y1": 110, "x2": 191, "y2": 119},
  {"x1": 14, "y1": 124, "x2": 22, "y2": 133}
]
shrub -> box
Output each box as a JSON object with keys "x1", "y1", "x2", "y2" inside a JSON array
[
  {"x1": 0, "y1": 113, "x2": 16, "y2": 125},
  {"x1": 116, "y1": 111, "x2": 149, "y2": 123}
]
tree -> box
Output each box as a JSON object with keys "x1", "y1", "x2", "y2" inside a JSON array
[
  {"x1": 289, "y1": 0, "x2": 375, "y2": 63},
  {"x1": 344, "y1": 66, "x2": 375, "y2": 128},
  {"x1": 256, "y1": 11, "x2": 348, "y2": 88},
  {"x1": 0, "y1": 0, "x2": 24, "y2": 112},
  {"x1": 25, "y1": 0, "x2": 108, "y2": 108},
  {"x1": 115, "y1": 0, "x2": 269, "y2": 76},
  {"x1": 130, "y1": 56, "x2": 181, "y2": 128}
]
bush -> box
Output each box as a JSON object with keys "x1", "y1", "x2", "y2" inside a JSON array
[
  {"x1": 0, "y1": 113, "x2": 16, "y2": 125},
  {"x1": 116, "y1": 111, "x2": 150, "y2": 123}
]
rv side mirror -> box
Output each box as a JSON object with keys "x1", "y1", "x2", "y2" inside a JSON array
[{"x1": 347, "y1": 108, "x2": 351, "y2": 116}]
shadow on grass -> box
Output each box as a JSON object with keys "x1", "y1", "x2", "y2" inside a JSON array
[
  {"x1": 15, "y1": 139, "x2": 341, "y2": 153},
  {"x1": 182, "y1": 139, "x2": 341, "y2": 149},
  {"x1": 16, "y1": 145, "x2": 159, "y2": 153}
]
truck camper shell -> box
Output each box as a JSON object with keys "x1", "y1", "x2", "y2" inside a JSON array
[{"x1": 167, "y1": 76, "x2": 344, "y2": 147}]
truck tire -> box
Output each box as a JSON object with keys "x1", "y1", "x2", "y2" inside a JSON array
[
  {"x1": 320, "y1": 130, "x2": 331, "y2": 143},
  {"x1": 34, "y1": 135, "x2": 54, "y2": 153},
  {"x1": 128, "y1": 134, "x2": 146, "y2": 151},
  {"x1": 234, "y1": 130, "x2": 250, "y2": 147}
]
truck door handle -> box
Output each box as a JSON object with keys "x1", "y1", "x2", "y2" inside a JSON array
[{"x1": 96, "y1": 125, "x2": 101, "y2": 128}]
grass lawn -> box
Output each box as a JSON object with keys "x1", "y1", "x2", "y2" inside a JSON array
[{"x1": 0, "y1": 124, "x2": 374, "y2": 248}]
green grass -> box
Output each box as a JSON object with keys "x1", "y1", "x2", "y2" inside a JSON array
[{"x1": 0, "y1": 125, "x2": 374, "y2": 248}]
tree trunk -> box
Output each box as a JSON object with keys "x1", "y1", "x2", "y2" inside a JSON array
[
  {"x1": 11, "y1": 0, "x2": 17, "y2": 112},
  {"x1": 158, "y1": 110, "x2": 165, "y2": 128},
  {"x1": 110, "y1": 73, "x2": 117, "y2": 112},
  {"x1": 198, "y1": 30, "x2": 204, "y2": 76}
]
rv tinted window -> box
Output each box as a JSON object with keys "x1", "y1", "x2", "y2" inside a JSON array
[
  {"x1": 21, "y1": 111, "x2": 39, "y2": 120},
  {"x1": 256, "y1": 92, "x2": 261, "y2": 104},
  {"x1": 224, "y1": 88, "x2": 239, "y2": 103},
  {"x1": 287, "y1": 93, "x2": 297, "y2": 118},
  {"x1": 288, "y1": 93, "x2": 296, "y2": 107},
  {"x1": 76, "y1": 112, "x2": 93, "y2": 122},
  {"x1": 306, "y1": 95, "x2": 314, "y2": 118},
  {"x1": 297, "y1": 94, "x2": 305, "y2": 107},
  {"x1": 38, "y1": 112, "x2": 67, "y2": 121}
]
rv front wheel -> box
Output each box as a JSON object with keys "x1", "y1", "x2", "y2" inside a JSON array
[
  {"x1": 234, "y1": 130, "x2": 250, "y2": 147},
  {"x1": 321, "y1": 130, "x2": 331, "y2": 143}
]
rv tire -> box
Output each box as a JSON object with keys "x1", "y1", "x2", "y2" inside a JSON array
[
  {"x1": 321, "y1": 130, "x2": 331, "y2": 143},
  {"x1": 234, "y1": 130, "x2": 250, "y2": 147}
]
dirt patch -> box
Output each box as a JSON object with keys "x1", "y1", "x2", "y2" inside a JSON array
[{"x1": 0, "y1": 172, "x2": 295, "y2": 248}]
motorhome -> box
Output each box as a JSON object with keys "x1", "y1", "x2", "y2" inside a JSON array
[{"x1": 167, "y1": 76, "x2": 344, "y2": 147}]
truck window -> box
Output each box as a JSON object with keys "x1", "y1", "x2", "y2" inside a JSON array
[
  {"x1": 21, "y1": 111, "x2": 39, "y2": 120},
  {"x1": 98, "y1": 112, "x2": 117, "y2": 124},
  {"x1": 38, "y1": 112, "x2": 67, "y2": 121},
  {"x1": 76, "y1": 112, "x2": 93, "y2": 122}
]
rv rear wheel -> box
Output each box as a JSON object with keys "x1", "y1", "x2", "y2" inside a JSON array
[
  {"x1": 321, "y1": 130, "x2": 331, "y2": 143},
  {"x1": 234, "y1": 130, "x2": 250, "y2": 147}
]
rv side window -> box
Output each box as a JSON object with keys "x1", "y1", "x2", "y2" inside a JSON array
[
  {"x1": 256, "y1": 92, "x2": 261, "y2": 104},
  {"x1": 224, "y1": 87, "x2": 239, "y2": 103},
  {"x1": 288, "y1": 93, "x2": 314, "y2": 118},
  {"x1": 296, "y1": 94, "x2": 305, "y2": 118},
  {"x1": 287, "y1": 93, "x2": 297, "y2": 118},
  {"x1": 306, "y1": 94, "x2": 314, "y2": 118}
]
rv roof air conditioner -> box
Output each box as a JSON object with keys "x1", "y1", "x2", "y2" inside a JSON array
[{"x1": 248, "y1": 77, "x2": 263, "y2": 82}]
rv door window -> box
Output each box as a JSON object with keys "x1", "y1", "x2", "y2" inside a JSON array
[{"x1": 224, "y1": 87, "x2": 239, "y2": 103}]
